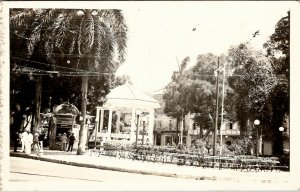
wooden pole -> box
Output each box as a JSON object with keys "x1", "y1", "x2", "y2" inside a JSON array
[{"x1": 213, "y1": 57, "x2": 220, "y2": 156}]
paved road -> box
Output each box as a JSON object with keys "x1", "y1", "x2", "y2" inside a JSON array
[{"x1": 7, "y1": 157, "x2": 294, "y2": 191}]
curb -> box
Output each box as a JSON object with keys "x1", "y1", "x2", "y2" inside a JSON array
[
  {"x1": 10, "y1": 152, "x2": 275, "y2": 183},
  {"x1": 10, "y1": 152, "x2": 218, "y2": 181}
]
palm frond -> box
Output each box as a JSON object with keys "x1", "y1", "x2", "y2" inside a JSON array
[
  {"x1": 78, "y1": 12, "x2": 95, "y2": 55},
  {"x1": 97, "y1": 9, "x2": 128, "y2": 64},
  {"x1": 10, "y1": 8, "x2": 35, "y2": 29},
  {"x1": 92, "y1": 16, "x2": 114, "y2": 71},
  {"x1": 44, "y1": 38, "x2": 54, "y2": 63}
]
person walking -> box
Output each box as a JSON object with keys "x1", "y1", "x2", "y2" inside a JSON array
[
  {"x1": 61, "y1": 133, "x2": 68, "y2": 151},
  {"x1": 67, "y1": 133, "x2": 75, "y2": 152}
]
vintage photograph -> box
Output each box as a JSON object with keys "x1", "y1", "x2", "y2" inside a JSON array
[{"x1": 1, "y1": 1, "x2": 299, "y2": 191}]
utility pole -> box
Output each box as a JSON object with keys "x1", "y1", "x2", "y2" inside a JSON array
[
  {"x1": 213, "y1": 57, "x2": 220, "y2": 156},
  {"x1": 220, "y1": 64, "x2": 226, "y2": 156}
]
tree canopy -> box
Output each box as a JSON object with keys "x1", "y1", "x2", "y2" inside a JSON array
[
  {"x1": 263, "y1": 11, "x2": 290, "y2": 155},
  {"x1": 10, "y1": 8, "x2": 128, "y2": 154},
  {"x1": 10, "y1": 9, "x2": 128, "y2": 113}
]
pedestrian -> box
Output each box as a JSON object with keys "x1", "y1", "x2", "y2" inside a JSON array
[
  {"x1": 38, "y1": 131, "x2": 45, "y2": 152},
  {"x1": 20, "y1": 130, "x2": 28, "y2": 152},
  {"x1": 13, "y1": 131, "x2": 20, "y2": 152},
  {"x1": 25, "y1": 130, "x2": 33, "y2": 154},
  {"x1": 67, "y1": 133, "x2": 75, "y2": 152},
  {"x1": 61, "y1": 133, "x2": 68, "y2": 151},
  {"x1": 32, "y1": 131, "x2": 40, "y2": 152}
]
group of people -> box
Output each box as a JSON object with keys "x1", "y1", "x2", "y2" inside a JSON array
[
  {"x1": 58, "y1": 132, "x2": 76, "y2": 152},
  {"x1": 13, "y1": 129, "x2": 45, "y2": 155}
]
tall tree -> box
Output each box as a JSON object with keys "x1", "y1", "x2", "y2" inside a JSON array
[
  {"x1": 10, "y1": 9, "x2": 128, "y2": 154},
  {"x1": 187, "y1": 53, "x2": 230, "y2": 139},
  {"x1": 163, "y1": 54, "x2": 232, "y2": 142},
  {"x1": 163, "y1": 57, "x2": 190, "y2": 144},
  {"x1": 263, "y1": 11, "x2": 290, "y2": 155},
  {"x1": 227, "y1": 44, "x2": 277, "y2": 140}
]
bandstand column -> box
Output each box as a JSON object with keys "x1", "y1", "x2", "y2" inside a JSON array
[
  {"x1": 148, "y1": 109, "x2": 154, "y2": 145},
  {"x1": 116, "y1": 110, "x2": 121, "y2": 133},
  {"x1": 94, "y1": 107, "x2": 100, "y2": 144},
  {"x1": 99, "y1": 108, "x2": 104, "y2": 133},
  {"x1": 130, "y1": 108, "x2": 136, "y2": 142},
  {"x1": 107, "y1": 108, "x2": 113, "y2": 140}
]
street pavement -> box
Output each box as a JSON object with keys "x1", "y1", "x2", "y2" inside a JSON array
[
  {"x1": 8, "y1": 148, "x2": 297, "y2": 188},
  {"x1": 7, "y1": 157, "x2": 295, "y2": 191}
]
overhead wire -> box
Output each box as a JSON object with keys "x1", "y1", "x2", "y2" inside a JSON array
[
  {"x1": 12, "y1": 56, "x2": 90, "y2": 72},
  {"x1": 12, "y1": 64, "x2": 113, "y2": 77}
]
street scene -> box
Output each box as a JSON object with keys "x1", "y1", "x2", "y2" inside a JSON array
[{"x1": 2, "y1": 1, "x2": 296, "y2": 191}]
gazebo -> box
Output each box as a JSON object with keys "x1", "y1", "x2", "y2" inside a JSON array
[{"x1": 92, "y1": 83, "x2": 160, "y2": 145}]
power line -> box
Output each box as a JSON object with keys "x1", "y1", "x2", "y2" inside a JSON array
[
  {"x1": 12, "y1": 56, "x2": 89, "y2": 72},
  {"x1": 12, "y1": 65, "x2": 113, "y2": 76}
]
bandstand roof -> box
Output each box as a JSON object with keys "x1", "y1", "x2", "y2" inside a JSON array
[{"x1": 104, "y1": 83, "x2": 160, "y2": 109}]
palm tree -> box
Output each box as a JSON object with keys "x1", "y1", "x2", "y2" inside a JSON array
[{"x1": 10, "y1": 8, "x2": 128, "y2": 154}]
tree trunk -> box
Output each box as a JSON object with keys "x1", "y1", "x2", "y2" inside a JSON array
[
  {"x1": 77, "y1": 76, "x2": 88, "y2": 155},
  {"x1": 34, "y1": 76, "x2": 42, "y2": 132},
  {"x1": 202, "y1": 114, "x2": 214, "y2": 140},
  {"x1": 200, "y1": 125, "x2": 203, "y2": 138}
]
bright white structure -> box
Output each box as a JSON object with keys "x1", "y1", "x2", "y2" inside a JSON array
[{"x1": 92, "y1": 83, "x2": 160, "y2": 145}]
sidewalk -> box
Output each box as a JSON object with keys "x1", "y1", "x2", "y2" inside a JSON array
[{"x1": 10, "y1": 148, "x2": 291, "y2": 184}]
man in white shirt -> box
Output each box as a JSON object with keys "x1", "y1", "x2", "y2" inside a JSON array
[
  {"x1": 20, "y1": 131, "x2": 28, "y2": 152},
  {"x1": 25, "y1": 131, "x2": 33, "y2": 154}
]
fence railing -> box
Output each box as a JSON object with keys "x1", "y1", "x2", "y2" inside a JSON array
[{"x1": 87, "y1": 146, "x2": 288, "y2": 172}]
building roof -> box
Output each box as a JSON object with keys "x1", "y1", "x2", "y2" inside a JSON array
[{"x1": 104, "y1": 83, "x2": 160, "y2": 109}]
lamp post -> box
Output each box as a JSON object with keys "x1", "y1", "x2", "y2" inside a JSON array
[
  {"x1": 94, "y1": 107, "x2": 100, "y2": 149},
  {"x1": 169, "y1": 119, "x2": 172, "y2": 144},
  {"x1": 279, "y1": 126, "x2": 284, "y2": 154},
  {"x1": 254, "y1": 119, "x2": 260, "y2": 157},
  {"x1": 135, "y1": 110, "x2": 142, "y2": 148},
  {"x1": 86, "y1": 118, "x2": 91, "y2": 147}
]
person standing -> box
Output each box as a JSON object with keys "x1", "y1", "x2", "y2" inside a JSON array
[
  {"x1": 13, "y1": 131, "x2": 20, "y2": 152},
  {"x1": 25, "y1": 130, "x2": 33, "y2": 154},
  {"x1": 38, "y1": 131, "x2": 45, "y2": 152},
  {"x1": 32, "y1": 131, "x2": 40, "y2": 152},
  {"x1": 61, "y1": 133, "x2": 68, "y2": 151},
  {"x1": 67, "y1": 133, "x2": 75, "y2": 152},
  {"x1": 20, "y1": 131, "x2": 28, "y2": 152}
]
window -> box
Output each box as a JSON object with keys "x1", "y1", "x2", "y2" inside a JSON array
[
  {"x1": 165, "y1": 136, "x2": 171, "y2": 146},
  {"x1": 229, "y1": 122, "x2": 233, "y2": 130},
  {"x1": 225, "y1": 140, "x2": 232, "y2": 145}
]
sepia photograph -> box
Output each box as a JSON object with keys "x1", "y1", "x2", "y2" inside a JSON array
[{"x1": 1, "y1": 1, "x2": 300, "y2": 191}]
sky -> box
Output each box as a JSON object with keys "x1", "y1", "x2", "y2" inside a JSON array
[
  {"x1": 2, "y1": 1, "x2": 297, "y2": 94},
  {"x1": 114, "y1": 1, "x2": 294, "y2": 93}
]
